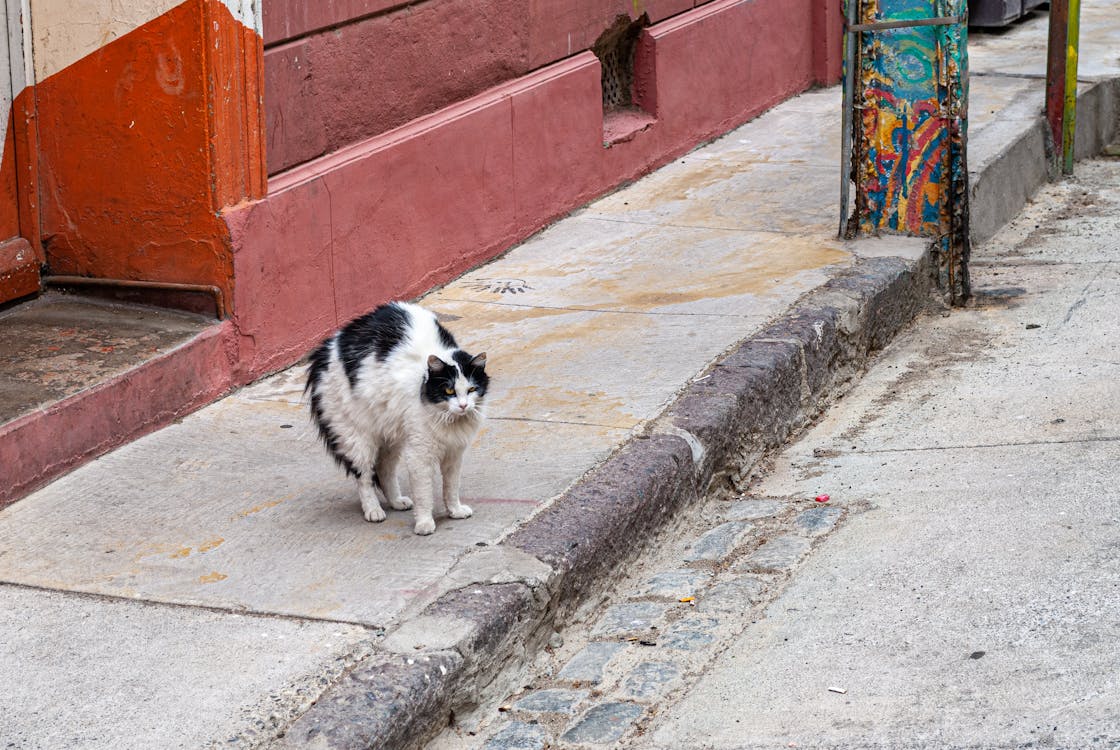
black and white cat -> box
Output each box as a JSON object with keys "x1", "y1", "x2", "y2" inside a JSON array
[{"x1": 304, "y1": 302, "x2": 489, "y2": 535}]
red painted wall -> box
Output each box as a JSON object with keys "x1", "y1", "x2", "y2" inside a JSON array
[
  {"x1": 228, "y1": 0, "x2": 840, "y2": 379},
  {"x1": 265, "y1": 0, "x2": 528, "y2": 174},
  {"x1": 264, "y1": 0, "x2": 411, "y2": 43},
  {"x1": 264, "y1": 0, "x2": 730, "y2": 174},
  {"x1": 813, "y1": 0, "x2": 845, "y2": 84}
]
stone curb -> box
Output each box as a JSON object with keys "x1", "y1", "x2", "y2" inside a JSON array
[
  {"x1": 277, "y1": 251, "x2": 935, "y2": 750},
  {"x1": 277, "y1": 651, "x2": 463, "y2": 749},
  {"x1": 665, "y1": 253, "x2": 930, "y2": 495},
  {"x1": 276, "y1": 80, "x2": 1120, "y2": 750},
  {"x1": 970, "y1": 78, "x2": 1120, "y2": 246}
]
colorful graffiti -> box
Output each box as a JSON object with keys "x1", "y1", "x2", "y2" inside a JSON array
[{"x1": 847, "y1": 0, "x2": 971, "y2": 301}]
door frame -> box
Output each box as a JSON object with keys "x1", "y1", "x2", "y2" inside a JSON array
[{"x1": 0, "y1": 0, "x2": 40, "y2": 305}]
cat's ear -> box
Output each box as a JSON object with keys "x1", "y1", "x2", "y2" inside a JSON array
[
  {"x1": 470, "y1": 352, "x2": 487, "y2": 369},
  {"x1": 427, "y1": 355, "x2": 447, "y2": 372}
]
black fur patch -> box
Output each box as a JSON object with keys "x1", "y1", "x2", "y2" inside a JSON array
[
  {"x1": 337, "y1": 303, "x2": 411, "y2": 388},
  {"x1": 304, "y1": 339, "x2": 359, "y2": 478},
  {"x1": 452, "y1": 350, "x2": 489, "y2": 398},
  {"x1": 437, "y1": 321, "x2": 458, "y2": 349},
  {"x1": 422, "y1": 355, "x2": 458, "y2": 405}
]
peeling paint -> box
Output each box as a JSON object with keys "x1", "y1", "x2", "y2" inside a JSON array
[{"x1": 221, "y1": 0, "x2": 262, "y2": 34}]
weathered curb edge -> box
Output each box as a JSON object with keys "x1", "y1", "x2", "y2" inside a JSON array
[
  {"x1": 276, "y1": 79, "x2": 1120, "y2": 750},
  {"x1": 276, "y1": 252, "x2": 935, "y2": 750},
  {"x1": 970, "y1": 77, "x2": 1120, "y2": 246}
]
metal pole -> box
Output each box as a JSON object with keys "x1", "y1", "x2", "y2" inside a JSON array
[
  {"x1": 839, "y1": 0, "x2": 859, "y2": 238},
  {"x1": 1045, "y1": 0, "x2": 1070, "y2": 174},
  {"x1": 1062, "y1": 0, "x2": 1081, "y2": 175}
]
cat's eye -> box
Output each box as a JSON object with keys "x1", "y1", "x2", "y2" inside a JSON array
[
  {"x1": 468, "y1": 387, "x2": 477, "y2": 393},
  {"x1": 444, "y1": 387, "x2": 455, "y2": 396}
]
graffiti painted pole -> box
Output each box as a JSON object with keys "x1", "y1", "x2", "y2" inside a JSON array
[
  {"x1": 1045, "y1": 0, "x2": 1081, "y2": 175},
  {"x1": 841, "y1": 0, "x2": 971, "y2": 304}
]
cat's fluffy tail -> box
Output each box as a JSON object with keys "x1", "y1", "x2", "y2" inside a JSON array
[{"x1": 305, "y1": 336, "x2": 361, "y2": 479}]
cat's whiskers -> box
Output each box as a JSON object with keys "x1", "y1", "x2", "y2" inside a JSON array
[{"x1": 435, "y1": 406, "x2": 466, "y2": 425}]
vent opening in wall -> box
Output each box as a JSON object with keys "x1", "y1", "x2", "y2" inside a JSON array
[{"x1": 592, "y1": 14, "x2": 656, "y2": 146}]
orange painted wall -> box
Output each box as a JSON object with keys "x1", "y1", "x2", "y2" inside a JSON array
[
  {"x1": 30, "y1": 0, "x2": 262, "y2": 308},
  {"x1": 0, "y1": 118, "x2": 20, "y2": 240},
  {"x1": 0, "y1": 90, "x2": 43, "y2": 302}
]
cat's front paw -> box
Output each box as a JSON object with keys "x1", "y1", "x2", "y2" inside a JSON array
[
  {"x1": 447, "y1": 503, "x2": 473, "y2": 519},
  {"x1": 413, "y1": 516, "x2": 436, "y2": 535},
  {"x1": 360, "y1": 486, "x2": 387, "y2": 522},
  {"x1": 389, "y1": 495, "x2": 413, "y2": 511}
]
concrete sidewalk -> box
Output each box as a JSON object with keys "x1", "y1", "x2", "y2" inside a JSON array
[
  {"x1": 423, "y1": 154, "x2": 1120, "y2": 750},
  {"x1": 2, "y1": 7, "x2": 1119, "y2": 749},
  {"x1": 639, "y1": 153, "x2": 1120, "y2": 750}
]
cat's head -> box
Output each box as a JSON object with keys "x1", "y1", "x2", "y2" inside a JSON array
[{"x1": 423, "y1": 351, "x2": 489, "y2": 418}]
